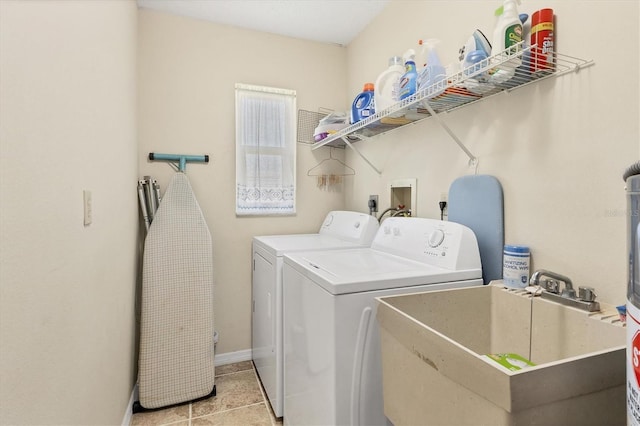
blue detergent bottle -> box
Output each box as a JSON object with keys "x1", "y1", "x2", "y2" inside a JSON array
[
  {"x1": 398, "y1": 49, "x2": 418, "y2": 100},
  {"x1": 351, "y1": 83, "x2": 375, "y2": 123}
]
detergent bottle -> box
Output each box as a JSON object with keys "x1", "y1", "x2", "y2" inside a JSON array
[
  {"x1": 416, "y1": 39, "x2": 446, "y2": 98},
  {"x1": 374, "y1": 56, "x2": 404, "y2": 115},
  {"x1": 398, "y1": 49, "x2": 418, "y2": 100},
  {"x1": 350, "y1": 83, "x2": 375, "y2": 124}
]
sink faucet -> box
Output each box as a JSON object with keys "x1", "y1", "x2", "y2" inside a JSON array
[
  {"x1": 530, "y1": 269, "x2": 575, "y2": 298},
  {"x1": 529, "y1": 269, "x2": 600, "y2": 312}
]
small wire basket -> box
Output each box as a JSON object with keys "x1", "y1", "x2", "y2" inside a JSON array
[{"x1": 297, "y1": 108, "x2": 334, "y2": 145}]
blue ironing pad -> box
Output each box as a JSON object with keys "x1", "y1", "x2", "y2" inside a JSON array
[{"x1": 448, "y1": 175, "x2": 504, "y2": 284}]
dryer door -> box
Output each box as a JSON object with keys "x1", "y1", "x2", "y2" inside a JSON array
[{"x1": 252, "y1": 251, "x2": 277, "y2": 403}]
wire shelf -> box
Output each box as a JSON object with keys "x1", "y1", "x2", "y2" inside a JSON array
[{"x1": 312, "y1": 44, "x2": 594, "y2": 149}]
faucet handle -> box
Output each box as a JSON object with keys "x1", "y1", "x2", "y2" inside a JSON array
[
  {"x1": 542, "y1": 279, "x2": 560, "y2": 294},
  {"x1": 561, "y1": 287, "x2": 577, "y2": 299},
  {"x1": 578, "y1": 286, "x2": 597, "y2": 302}
]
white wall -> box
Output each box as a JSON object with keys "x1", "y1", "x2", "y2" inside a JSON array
[
  {"x1": 344, "y1": 0, "x2": 639, "y2": 305},
  {"x1": 137, "y1": 9, "x2": 348, "y2": 354},
  {"x1": 0, "y1": 1, "x2": 138, "y2": 424}
]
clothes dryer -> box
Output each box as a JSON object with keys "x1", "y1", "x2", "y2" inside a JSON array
[
  {"x1": 252, "y1": 211, "x2": 378, "y2": 417},
  {"x1": 282, "y1": 217, "x2": 483, "y2": 426}
]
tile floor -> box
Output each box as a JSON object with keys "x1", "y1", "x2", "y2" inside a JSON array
[{"x1": 131, "y1": 361, "x2": 283, "y2": 426}]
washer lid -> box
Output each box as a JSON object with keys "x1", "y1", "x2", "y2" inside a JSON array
[
  {"x1": 253, "y1": 234, "x2": 366, "y2": 257},
  {"x1": 284, "y1": 248, "x2": 482, "y2": 295}
]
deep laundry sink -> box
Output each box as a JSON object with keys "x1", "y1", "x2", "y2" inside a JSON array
[{"x1": 376, "y1": 283, "x2": 626, "y2": 425}]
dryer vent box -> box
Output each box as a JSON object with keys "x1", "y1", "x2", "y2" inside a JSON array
[{"x1": 389, "y1": 178, "x2": 417, "y2": 216}]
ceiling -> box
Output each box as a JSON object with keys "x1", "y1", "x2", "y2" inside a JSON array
[{"x1": 137, "y1": 0, "x2": 390, "y2": 46}]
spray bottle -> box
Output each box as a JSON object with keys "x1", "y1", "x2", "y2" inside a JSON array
[
  {"x1": 490, "y1": 0, "x2": 523, "y2": 84},
  {"x1": 416, "y1": 39, "x2": 446, "y2": 98},
  {"x1": 415, "y1": 39, "x2": 430, "y2": 74},
  {"x1": 491, "y1": 0, "x2": 523, "y2": 65}
]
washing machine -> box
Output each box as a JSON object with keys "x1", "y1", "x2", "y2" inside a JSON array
[
  {"x1": 252, "y1": 211, "x2": 379, "y2": 418},
  {"x1": 282, "y1": 217, "x2": 483, "y2": 426}
]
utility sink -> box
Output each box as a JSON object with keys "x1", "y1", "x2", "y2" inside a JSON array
[{"x1": 376, "y1": 283, "x2": 625, "y2": 425}]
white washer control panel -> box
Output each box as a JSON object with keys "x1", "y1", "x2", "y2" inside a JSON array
[{"x1": 373, "y1": 217, "x2": 481, "y2": 270}]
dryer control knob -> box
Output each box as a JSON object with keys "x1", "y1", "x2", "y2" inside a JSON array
[
  {"x1": 354, "y1": 221, "x2": 361, "y2": 228},
  {"x1": 428, "y1": 229, "x2": 445, "y2": 248},
  {"x1": 323, "y1": 214, "x2": 334, "y2": 227}
]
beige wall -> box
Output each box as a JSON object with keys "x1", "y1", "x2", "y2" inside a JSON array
[
  {"x1": 0, "y1": 1, "x2": 138, "y2": 425},
  {"x1": 137, "y1": 10, "x2": 348, "y2": 355},
  {"x1": 2, "y1": 2, "x2": 635, "y2": 423},
  {"x1": 344, "y1": 0, "x2": 639, "y2": 305}
]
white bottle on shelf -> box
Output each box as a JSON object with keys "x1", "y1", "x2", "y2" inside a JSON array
[
  {"x1": 490, "y1": 0, "x2": 523, "y2": 83},
  {"x1": 374, "y1": 56, "x2": 405, "y2": 117}
]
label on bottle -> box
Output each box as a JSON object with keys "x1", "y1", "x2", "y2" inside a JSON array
[
  {"x1": 504, "y1": 23, "x2": 523, "y2": 51},
  {"x1": 628, "y1": 301, "x2": 640, "y2": 426},
  {"x1": 352, "y1": 93, "x2": 375, "y2": 122},
  {"x1": 532, "y1": 22, "x2": 554, "y2": 34},
  {"x1": 398, "y1": 62, "x2": 417, "y2": 100}
]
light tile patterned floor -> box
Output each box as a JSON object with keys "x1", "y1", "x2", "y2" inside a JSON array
[{"x1": 131, "y1": 361, "x2": 283, "y2": 426}]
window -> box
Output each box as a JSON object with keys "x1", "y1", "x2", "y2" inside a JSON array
[{"x1": 235, "y1": 84, "x2": 296, "y2": 216}]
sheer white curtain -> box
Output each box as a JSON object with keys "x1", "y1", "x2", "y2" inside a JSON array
[{"x1": 235, "y1": 84, "x2": 296, "y2": 216}]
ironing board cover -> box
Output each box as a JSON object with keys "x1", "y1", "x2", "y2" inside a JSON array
[
  {"x1": 138, "y1": 172, "x2": 215, "y2": 409},
  {"x1": 448, "y1": 174, "x2": 504, "y2": 284}
]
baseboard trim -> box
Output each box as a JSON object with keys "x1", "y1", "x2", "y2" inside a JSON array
[
  {"x1": 215, "y1": 348, "x2": 252, "y2": 366},
  {"x1": 122, "y1": 383, "x2": 138, "y2": 426},
  {"x1": 122, "y1": 349, "x2": 252, "y2": 424}
]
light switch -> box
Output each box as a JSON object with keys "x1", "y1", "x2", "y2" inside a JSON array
[{"x1": 83, "y1": 190, "x2": 92, "y2": 226}]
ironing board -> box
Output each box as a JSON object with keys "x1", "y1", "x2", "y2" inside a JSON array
[
  {"x1": 448, "y1": 174, "x2": 504, "y2": 284},
  {"x1": 137, "y1": 172, "x2": 215, "y2": 409}
]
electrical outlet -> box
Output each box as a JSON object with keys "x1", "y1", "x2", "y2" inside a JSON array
[
  {"x1": 368, "y1": 195, "x2": 378, "y2": 213},
  {"x1": 440, "y1": 192, "x2": 448, "y2": 202}
]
